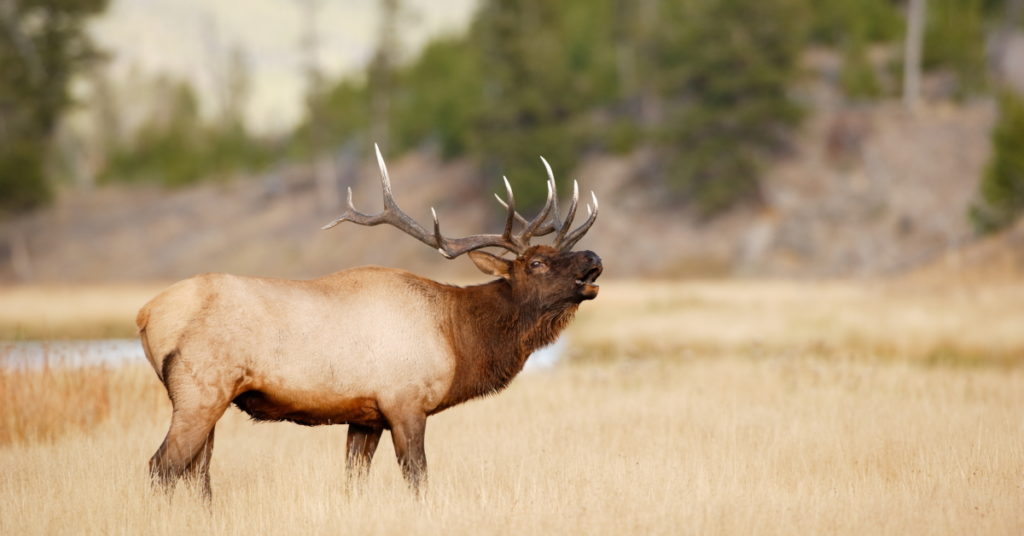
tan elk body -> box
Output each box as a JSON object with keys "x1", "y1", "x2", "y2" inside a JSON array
[{"x1": 139, "y1": 146, "x2": 602, "y2": 497}]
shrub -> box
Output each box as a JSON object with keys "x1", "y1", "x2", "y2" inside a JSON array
[{"x1": 970, "y1": 90, "x2": 1024, "y2": 233}]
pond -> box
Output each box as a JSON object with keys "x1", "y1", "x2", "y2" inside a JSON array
[
  {"x1": 0, "y1": 336, "x2": 567, "y2": 371},
  {"x1": 0, "y1": 339, "x2": 145, "y2": 369}
]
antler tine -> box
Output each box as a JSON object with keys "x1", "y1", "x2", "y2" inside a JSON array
[
  {"x1": 430, "y1": 207, "x2": 449, "y2": 258},
  {"x1": 536, "y1": 156, "x2": 564, "y2": 234},
  {"x1": 500, "y1": 176, "x2": 516, "y2": 241},
  {"x1": 324, "y1": 146, "x2": 596, "y2": 258},
  {"x1": 491, "y1": 175, "x2": 559, "y2": 239},
  {"x1": 321, "y1": 187, "x2": 357, "y2": 230},
  {"x1": 517, "y1": 156, "x2": 563, "y2": 243},
  {"x1": 520, "y1": 180, "x2": 553, "y2": 242},
  {"x1": 540, "y1": 156, "x2": 557, "y2": 212},
  {"x1": 557, "y1": 191, "x2": 599, "y2": 250},
  {"x1": 324, "y1": 144, "x2": 524, "y2": 257},
  {"x1": 553, "y1": 179, "x2": 579, "y2": 244},
  {"x1": 320, "y1": 144, "x2": 445, "y2": 250},
  {"x1": 491, "y1": 157, "x2": 565, "y2": 236},
  {"x1": 375, "y1": 143, "x2": 395, "y2": 207},
  {"x1": 431, "y1": 202, "x2": 528, "y2": 258},
  {"x1": 440, "y1": 165, "x2": 564, "y2": 256},
  {"x1": 494, "y1": 192, "x2": 530, "y2": 228}
]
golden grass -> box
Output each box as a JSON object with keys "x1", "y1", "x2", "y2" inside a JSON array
[
  {"x1": 0, "y1": 359, "x2": 163, "y2": 446},
  {"x1": 1, "y1": 359, "x2": 1022, "y2": 535},
  {"x1": 571, "y1": 279, "x2": 1024, "y2": 366},
  {"x1": 2, "y1": 278, "x2": 1023, "y2": 534},
  {"x1": 0, "y1": 284, "x2": 163, "y2": 339}
]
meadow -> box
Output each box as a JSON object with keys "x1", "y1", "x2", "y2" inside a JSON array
[{"x1": 1, "y1": 279, "x2": 1022, "y2": 535}]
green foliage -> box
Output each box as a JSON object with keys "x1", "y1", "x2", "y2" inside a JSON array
[
  {"x1": 102, "y1": 81, "x2": 203, "y2": 186},
  {"x1": 296, "y1": 80, "x2": 370, "y2": 160},
  {"x1": 809, "y1": 0, "x2": 1005, "y2": 99},
  {"x1": 808, "y1": 0, "x2": 903, "y2": 45},
  {"x1": 806, "y1": 1, "x2": 896, "y2": 100},
  {"x1": 0, "y1": 141, "x2": 49, "y2": 212},
  {"x1": 306, "y1": 0, "x2": 808, "y2": 215},
  {"x1": 651, "y1": 0, "x2": 808, "y2": 215},
  {"x1": 0, "y1": 0, "x2": 109, "y2": 214},
  {"x1": 810, "y1": 0, "x2": 996, "y2": 98},
  {"x1": 470, "y1": 0, "x2": 610, "y2": 207},
  {"x1": 970, "y1": 91, "x2": 1024, "y2": 233},
  {"x1": 924, "y1": 0, "x2": 989, "y2": 96},
  {"x1": 101, "y1": 79, "x2": 271, "y2": 187},
  {"x1": 391, "y1": 37, "x2": 483, "y2": 158},
  {"x1": 839, "y1": 29, "x2": 882, "y2": 99}
]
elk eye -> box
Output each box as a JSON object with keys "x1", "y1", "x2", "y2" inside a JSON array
[{"x1": 530, "y1": 260, "x2": 545, "y2": 269}]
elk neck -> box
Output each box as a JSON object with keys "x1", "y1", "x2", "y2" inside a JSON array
[{"x1": 434, "y1": 278, "x2": 578, "y2": 411}]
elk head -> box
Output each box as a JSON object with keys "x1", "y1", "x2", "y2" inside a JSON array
[{"x1": 322, "y1": 145, "x2": 602, "y2": 303}]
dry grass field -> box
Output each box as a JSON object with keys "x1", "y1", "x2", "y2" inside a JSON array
[
  {"x1": 0, "y1": 284, "x2": 161, "y2": 340},
  {"x1": 1, "y1": 279, "x2": 1023, "y2": 535},
  {"x1": 573, "y1": 279, "x2": 1024, "y2": 365}
]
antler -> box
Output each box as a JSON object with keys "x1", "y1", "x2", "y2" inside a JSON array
[
  {"x1": 321, "y1": 144, "x2": 598, "y2": 258},
  {"x1": 323, "y1": 144, "x2": 594, "y2": 258},
  {"x1": 493, "y1": 157, "x2": 599, "y2": 251}
]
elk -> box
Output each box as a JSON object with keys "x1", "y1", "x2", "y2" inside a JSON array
[{"x1": 137, "y1": 145, "x2": 602, "y2": 498}]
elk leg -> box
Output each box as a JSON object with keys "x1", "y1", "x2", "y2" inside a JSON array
[
  {"x1": 150, "y1": 403, "x2": 227, "y2": 494},
  {"x1": 182, "y1": 427, "x2": 216, "y2": 500},
  {"x1": 386, "y1": 411, "x2": 428, "y2": 492},
  {"x1": 346, "y1": 424, "x2": 383, "y2": 479}
]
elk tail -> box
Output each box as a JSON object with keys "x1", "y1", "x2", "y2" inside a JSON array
[
  {"x1": 136, "y1": 305, "x2": 150, "y2": 334},
  {"x1": 136, "y1": 305, "x2": 161, "y2": 380}
]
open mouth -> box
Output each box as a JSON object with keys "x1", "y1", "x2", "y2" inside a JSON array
[{"x1": 575, "y1": 266, "x2": 603, "y2": 291}]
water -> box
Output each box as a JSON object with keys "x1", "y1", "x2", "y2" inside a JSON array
[
  {"x1": 524, "y1": 335, "x2": 568, "y2": 371},
  {"x1": 0, "y1": 336, "x2": 567, "y2": 370},
  {"x1": 0, "y1": 339, "x2": 146, "y2": 369}
]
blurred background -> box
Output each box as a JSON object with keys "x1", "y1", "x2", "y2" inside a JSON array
[
  {"x1": 5, "y1": 5, "x2": 1024, "y2": 527},
  {"x1": 1, "y1": 0, "x2": 1023, "y2": 285}
]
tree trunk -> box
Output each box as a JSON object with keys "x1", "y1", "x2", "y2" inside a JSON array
[
  {"x1": 9, "y1": 224, "x2": 34, "y2": 282},
  {"x1": 903, "y1": 0, "x2": 927, "y2": 112}
]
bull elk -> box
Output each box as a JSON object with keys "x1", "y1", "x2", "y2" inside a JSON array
[{"x1": 138, "y1": 145, "x2": 602, "y2": 497}]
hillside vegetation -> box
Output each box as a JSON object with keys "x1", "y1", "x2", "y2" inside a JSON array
[
  {"x1": 6, "y1": 0, "x2": 1019, "y2": 216},
  {"x1": 0, "y1": 96, "x2": 999, "y2": 282},
  {"x1": 2, "y1": 0, "x2": 1021, "y2": 282}
]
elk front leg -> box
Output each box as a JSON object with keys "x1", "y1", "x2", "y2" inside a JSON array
[
  {"x1": 345, "y1": 424, "x2": 382, "y2": 480},
  {"x1": 386, "y1": 411, "x2": 428, "y2": 492}
]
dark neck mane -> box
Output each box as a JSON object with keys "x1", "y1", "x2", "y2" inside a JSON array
[{"x1": 435, "y1": 279, "x2": 577, "y2": 412}]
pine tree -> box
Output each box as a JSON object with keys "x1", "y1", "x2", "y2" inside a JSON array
[
  {"x1": 650, "y1": 0, "x2": 808, "y2": 216},
  {"x1": 469, "y1": 0, "x2": 615, "y2": 207},
  {"x1": 970, "y1": 90, "x2": 1024, "y2": 233},
  {"x1": 0, "y1": 0, "x2": 109, "y2": 213}
]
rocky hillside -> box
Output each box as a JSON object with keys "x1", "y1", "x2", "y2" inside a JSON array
[
  {"x1": 0, "y1": 97, "x2": 1006, "y2": 283},
  {"x1": 740, "y1": 99, "x2": 996, "y2": 276}
]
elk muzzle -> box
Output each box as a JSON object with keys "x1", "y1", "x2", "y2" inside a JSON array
[{"x1": 575, "y1": 251, "x2": 602, "y2": 300}]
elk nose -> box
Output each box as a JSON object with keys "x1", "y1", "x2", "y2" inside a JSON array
[{"x1": 582, "y1": 251, "x2": 601, "y2": 266}]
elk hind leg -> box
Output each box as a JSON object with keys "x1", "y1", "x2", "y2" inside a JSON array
[
  {"x1": 150, "y1": 363, "x2": 231, "y2": 496},
  {"x1": 346, "y1": 424, "x2": 383, "y2": 481},
  {"x1": 150, "y1": 406, "x2": 225, "y2": 492},
  {"x1": 181, "y1": 427, "x2": 216, "y2": 500}
]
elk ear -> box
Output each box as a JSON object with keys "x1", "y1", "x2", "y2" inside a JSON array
[{"x1": 469, "y1": 250, "x2": 512, "y2": 279}]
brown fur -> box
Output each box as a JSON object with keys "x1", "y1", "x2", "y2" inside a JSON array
[
  {"x1": 233, "y1": 392, "x2": 384, "y2": 427},
  {"x1": 140, "y1": 244, "x2": 601, "y2": 497},
  {"x1": 435, "y1": 282, "x2": 579, "y2": 412}
]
